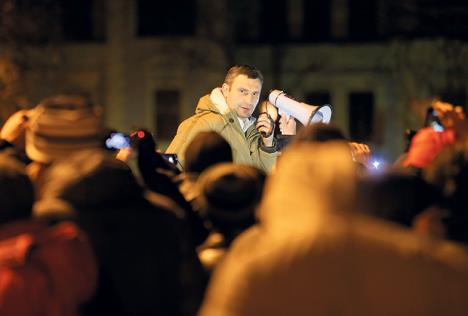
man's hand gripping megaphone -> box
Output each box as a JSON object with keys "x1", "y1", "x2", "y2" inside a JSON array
[
  {"x1": 256, "y1": 96, "x2": 300, "y2": 144},
  {"x1": 256, "y1": 100, "x2": 278, "y2": 145}
]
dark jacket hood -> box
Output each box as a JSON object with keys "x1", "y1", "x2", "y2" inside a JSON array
[{"x1": 36, "y1": 149, "x2": 142, "y2": 212}]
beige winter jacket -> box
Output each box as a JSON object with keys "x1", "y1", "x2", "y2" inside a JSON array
[{"x1": 166, "y1": 93, "x2": 278, "y2": 173}]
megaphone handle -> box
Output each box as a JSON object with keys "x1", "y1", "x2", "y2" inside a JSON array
[{"x1": 257, "y1": 112, "x2": 275, "y2": 138}]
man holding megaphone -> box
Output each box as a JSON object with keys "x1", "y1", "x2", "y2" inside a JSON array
[
  {"x1": 260, "y1": 90, "x2": 373, "y2": 169},
  {"x1": 167, "y1": 65, "x2": 280, "y2": 172}
]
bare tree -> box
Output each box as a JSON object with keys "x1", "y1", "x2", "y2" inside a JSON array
[
  {"x1": 0, "y1": 0, "x2": 61, "y2": 123},
  {"x1": 389, "y1": 39, "x2": 468, "y2": 128}
]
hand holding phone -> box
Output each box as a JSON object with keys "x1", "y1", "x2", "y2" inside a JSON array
[
  {"x1": 429, "y1": 100, "x2": 465, "y2": 131},
  {"x1": 428, "y1": 109, "x2": 445, "y2": 132},
  {"x1": 0, "y1": 109, "x2": 29, "y2": 148},
  {"x1": 160, "y1": 153, "x2": 178, "y2": 165}
]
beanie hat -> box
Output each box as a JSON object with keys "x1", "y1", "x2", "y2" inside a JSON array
[
  {"x1": 0, "y1": 153, "x2": 34, "y2": 222},
  {"x1": 26, "y1": 95, "x2": 103, "y2": 163},
  {"x1": 184, "y1": 131, "x2": 232, "y2": 173},
  {"x1": 195, "y1": 163, "x2": 265, "y2": 223}
]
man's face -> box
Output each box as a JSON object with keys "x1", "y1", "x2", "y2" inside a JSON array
[{"x1": 222, "y1": 74, "x2": 262, "y2": 118}]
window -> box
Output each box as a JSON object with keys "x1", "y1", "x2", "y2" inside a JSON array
[
  {"x1": 138, "y1": 0, "x2": 196, "y2": 36},
  {"x1": 305, "y1": 91, "x2": 331, "y2": 105},
  {"x1": 348, "y1": 0, "x2": 378, "y2": 41},
  {"x1": 302, "y1": 0, "x2": 331, "y2": 41},
  {"x1": 61, "y1": 0, "x2": 95, "y2": 41},
  {"x1": 155, "y1": 90, "x2": 181, "y2": 140},
  {"x1": 234, "y1": 0, "x2": 260, "y2": 42},
  {"x1": 258, "y1": 0, "x2": 288, "y2": 42},
  {"x1": 5, "y1": 0, "x2": 62, "y2": 44},
  {"x1": 386, "y1": 0, "x2": 468, "y2": 40},
  {"x1": 348, "y1": 92, "x2": 374, "y2": 141}
]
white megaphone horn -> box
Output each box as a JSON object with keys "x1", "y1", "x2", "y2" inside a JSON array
[{"x1": 268, "y1": 90, "x2": 332, "y2": 125}]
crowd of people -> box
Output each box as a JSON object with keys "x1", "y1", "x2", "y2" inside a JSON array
[{"x1": 0, "y1": 64, "x2": 467, "y2": 315}]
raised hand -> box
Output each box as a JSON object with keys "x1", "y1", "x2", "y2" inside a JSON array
[
  {"x1": 0, "y1": 109, "x2": 29, "y2": 148},
  {"x1": 432, "y1": 100, "x2": 468, "y2": 139},
  {"x1": 279, "y1": 115, "x2": 296, "y2": 135},
  {"x1": 349, "y1": 142, "x2": 371, "y2": 167}
]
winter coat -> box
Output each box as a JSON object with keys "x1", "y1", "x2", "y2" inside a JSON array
[
  {"x1": 199, "y1": 142, "x2": 468, "y2": 316},
  {"x1": 33, "y1": 150, "x2": 206, "y2": 316},
  {"x1": 166, "y1": 94, "x2": 278, "y2": 172},
  {"x1": 404, "y1": 127, "x2": 456, "y2": 168},
  {"x1": 0, "y1": 220, "x2": 97, "y2": 316}
]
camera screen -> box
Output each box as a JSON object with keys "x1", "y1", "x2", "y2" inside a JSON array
[
  {"x1": 430, "y1": 120, "x2": 444, "y2": 132},
  {"x1": 425, "y1": 108, "x2": 444, "y2": 132},
  {"x1": 161, "y1": 153, "x2": 178, "y2": 165},
  {"x1": 105, "y1": 132, "x2": 130, "y2": 150}
]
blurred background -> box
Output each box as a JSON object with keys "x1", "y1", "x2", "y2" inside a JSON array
[{"x1": 0, "y1": 0, "x2": 467, "y2": 160}]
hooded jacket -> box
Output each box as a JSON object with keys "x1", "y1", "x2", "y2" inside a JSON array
[
  {"x1": 34, "y1": 150, "x2": 206, "y2": 316},
  {"x1": 0, "y1": 220, "x2": 97, "y2": 316},
  {"x1": 199, "y1": 142, "x2": 468, "y2": 316},
  {"x1": 166, "y1": 92, "x2": 278, "y2": 172}
]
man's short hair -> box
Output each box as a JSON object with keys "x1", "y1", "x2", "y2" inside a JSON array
[{"x1": 223, "y1": 65, "x2": 264, "y2": 87}]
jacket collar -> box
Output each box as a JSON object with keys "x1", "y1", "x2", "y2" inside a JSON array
[
  {"x1": 210, "y1": 88, "x2": 255, "y2": 131},
  {"x1": 196, "y1": 88, "x2": 256, "y2": 133},
  {"x1": 209, "y1": 88, "x2": 230, "y2": 115}
]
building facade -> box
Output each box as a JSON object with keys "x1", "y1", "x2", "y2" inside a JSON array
[{"x1": 17, "y1": 0, "x2": 468, "y2": 160}]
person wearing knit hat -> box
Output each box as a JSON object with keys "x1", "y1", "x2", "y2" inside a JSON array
[
  {"x1": 25, "y1": 94, "x2": 103, "y2": 164},
  {"x1": 195, "y1": 162, "x2": 265, "y2": 273},
  {"x1": 184, "y1": 131, "x2": 232, "y2": 173},
  {"x1": 175, "y1": 131, "x2": 233, "y2": 204},
  {"x1": 196, "y1": 163, "x2": 264, "y2": 225}
]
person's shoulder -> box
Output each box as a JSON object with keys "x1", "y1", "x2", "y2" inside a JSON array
[
  {"x1": 193, "y1": 107, "x2": 227, "y2": 130},
  {"x1": 144, "y1": 190, "x2": 186, "y2": 220},
  {"x1": 195, "y1": 94, "x2": 216, "y2": 112},
  {"x1": 176, "y1": 113, "x2": 224, "y2": 136},
  {"x1": 352, "y1": 213, "x2": 468, "y2": 269}
]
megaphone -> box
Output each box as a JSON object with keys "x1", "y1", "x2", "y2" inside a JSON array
[{"x1": 268, "y1": 90, "x2": 332, "y2": 126}]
